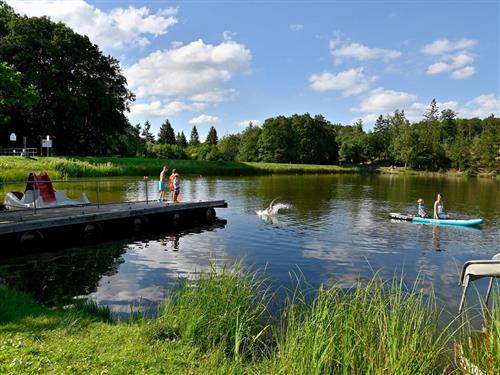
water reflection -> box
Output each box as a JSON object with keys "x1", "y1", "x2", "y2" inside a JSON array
[{"x1": 1, "y1": 174, "x2": 498, "y2": 317}]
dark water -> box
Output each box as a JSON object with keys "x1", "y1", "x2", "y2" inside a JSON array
[{"x1": 1, "y1": 174, "x2": 498, "y2": 318}]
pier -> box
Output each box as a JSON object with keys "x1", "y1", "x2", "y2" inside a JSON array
[{"x1": 0, "y1": 200, "x2": 227, "y2": 256}]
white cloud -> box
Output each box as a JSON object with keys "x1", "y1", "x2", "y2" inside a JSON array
[
  {"x1": 355, "y1": 87, "x2": 417, "y2": 113},
  {"x1": 352, "y1": 89, "x2": 498, "y2": 126},
  {"x1": 422, "y1": 38, "x2": 477, "y2": 79},
  {"x1": 9, "y1": 0, "x2": 178, "y2": 50},
  {"x1": 459, "y1": 94, "x2": 500, "y2": 118},
  {"x1": 170, "y1": 41, "x2": 184, "y2": 48},
  {"x1": 427, "y1": 53, "x2": 474, "y2": 74},
  {"x1": 309, "y1": 68, "x2": 373, "y2": 96},
  {"x1": 189, "y1": 89, "x2": 239, "y2": 103},
  {"x1": 421, "y1": 38, "x2": 477, "y2": 55},
  {"x1": 238, "y1": 120, "x2": 261, "y2": 128},
  {"x1": 290, "y1": 24, "x2": 304, "y2": 31},
  {"x1": 451, "y1": 66, "x2": 476, "y2": 80},
  {"x1": 189, "y1": 114, "x2": 219, "y2": 125},
  {"x1": 330, "y1": 41, "x2": 401, "y2": 63},
  {"x1": 124, "y1": 39, "x2": 251, "y2": 98},
  {"x1": 130, "y1": 100, "x2": 206, "y2": 117}
]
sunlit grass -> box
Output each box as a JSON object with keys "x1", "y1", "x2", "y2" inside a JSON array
[{"x1": 1, "y1": 265, "x2": 497, "y2": 373}]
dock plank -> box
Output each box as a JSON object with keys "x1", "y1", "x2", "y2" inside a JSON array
[{"x1": 0, "y1": 200, "x2": 227, "y2": 235}]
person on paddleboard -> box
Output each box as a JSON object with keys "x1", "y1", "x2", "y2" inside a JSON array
[
  {"x1": 416, "y1": 198, "x2": 429, "y2": 218},
  {"x1": 433, "y1": 193, "x2": 449, "y2": 219}
]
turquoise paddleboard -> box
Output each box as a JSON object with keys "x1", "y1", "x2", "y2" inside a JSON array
[{"x1": 389, "y1": 213, "x2": 484, "y2": 227}]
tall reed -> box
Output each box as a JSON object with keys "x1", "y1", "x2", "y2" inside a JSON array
[
  {"x1": 148, "y1": 262, "x2": 271, "y2": 361},
  {"x1": 272, "y1": 276, "x2": 454, "y2": 374}
]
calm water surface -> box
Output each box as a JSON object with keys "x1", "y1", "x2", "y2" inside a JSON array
[{"x1": 1, "y1": 174, "x2": 498, "y2": 318}]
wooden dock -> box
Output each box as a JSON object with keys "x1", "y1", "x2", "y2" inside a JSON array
[{"x1": 0, "y1": 200, "x2": 227, "y2": 256}]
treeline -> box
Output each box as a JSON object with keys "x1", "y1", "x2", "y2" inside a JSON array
[{"x1": 132, "y1": 103, "x2": 498, "y2": 171}]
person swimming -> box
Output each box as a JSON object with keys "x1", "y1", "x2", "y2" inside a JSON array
[
  {"x1": 416, "y1": 198, "x2": 429, "y2": 218},
  {"x1": 433, "y1": 193, "x2": 449, "y2": 219}
]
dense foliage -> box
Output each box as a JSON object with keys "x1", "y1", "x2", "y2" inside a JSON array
[{"x1": 0, "y1": 2, "x2": 135, "y2": 155}]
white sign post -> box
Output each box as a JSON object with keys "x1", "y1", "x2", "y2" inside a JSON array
[
  {"x1": 9, "y1": 133, "x2": 16, "y2": 142},
  {"x1": 41, "y1": 136, "x2": 53, "y2": 156}
]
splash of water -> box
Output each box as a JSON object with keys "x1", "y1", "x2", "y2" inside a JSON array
[{"x1": 256, "y1": 202, "x2": 292, "y2": 216}]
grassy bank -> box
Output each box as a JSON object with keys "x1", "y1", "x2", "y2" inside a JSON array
[
  {"x1": 2, "y1": 265, "x2": 497, "y2": 374},
  {"x1": 0, "y1": 156, "x2": 360, "y2": 181},
  {"x1": 0, "y1": 155, "x2": 496, "y2": 182}
]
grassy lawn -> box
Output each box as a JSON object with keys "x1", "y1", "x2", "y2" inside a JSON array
[
  {"x1": 0, "y1": 156, "x2": 360, "y2": 181},
  {"x1": 3, "y1": 265, "x2": 496, "y2": 374}
]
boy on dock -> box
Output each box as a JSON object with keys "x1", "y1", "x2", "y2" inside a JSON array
[{"x1": 159, "y1": 166, "x2": 168, "y2": 202}]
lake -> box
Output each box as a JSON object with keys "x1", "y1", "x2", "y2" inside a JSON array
[{"x1": 0, "y1": 174, "x2": 498, "y2": 319}]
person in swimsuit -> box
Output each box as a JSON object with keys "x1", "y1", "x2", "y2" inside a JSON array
[
  {"x1": 158, "y1": 166, "x2": 168, "y2": 202},
  {"x1": 173, "y1": 172, "x2": 180, "y2": 202},
  {"x1": 433, "y1": 193, "x2": 449, "y2": 219},
  {"x1": 169, "y1": 169, "x2": 177, "y2": 201},
  {"x1": 416, "y1": 198, "x2": 429, "y2": 218}
]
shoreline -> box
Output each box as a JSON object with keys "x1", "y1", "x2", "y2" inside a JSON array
[{"x1": 0, "y1": 156, "x2": 497, "y2": 182}]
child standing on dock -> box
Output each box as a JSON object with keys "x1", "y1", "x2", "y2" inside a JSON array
[
  {"x1": 173, "y1": 172, "x2": 180, "y2": 202},
  {"x1": 169, "y1": 169, "x2": 177, "y2": 201},
  {"x1": 159, "y1": 166, "x2": 168, "y2": 202}
]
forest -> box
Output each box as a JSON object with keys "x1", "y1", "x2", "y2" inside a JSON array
[{"x1": 0, "y1": 2, "x2": 498, "y2": 170}]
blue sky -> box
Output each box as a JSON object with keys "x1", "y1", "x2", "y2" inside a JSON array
[{"x1": 9, "y1": 0, "x2": 500, "y2": 139}]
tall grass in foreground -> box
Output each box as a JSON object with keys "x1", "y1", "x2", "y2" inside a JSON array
[
  {"x1": 456, "y1": 293, "x2": 500, "y2": 374},
  {"x1": 146, "y1": 266, "x2": 459, "y2": 373},
  {"x1": 148, "y1": 263, "x2": 271, "y2": 361},
  {"x1": 272, "y1": 277, "x2": 454, "y2": 374}
]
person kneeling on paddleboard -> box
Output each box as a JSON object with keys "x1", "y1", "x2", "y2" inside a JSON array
[
  {"x1": 416, "y1": 198, "x2": 429, "y2": 218},
  {"x1": 434, "y1": 193, "x2": 449, "y2": 219}
]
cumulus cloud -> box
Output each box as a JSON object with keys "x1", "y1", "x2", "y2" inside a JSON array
[
  {"x1": 222, "y1": 30, "x2": 237, "y2": 41},
  {"x1": 422, "y1": 38, "x2": 477, "y2": 79},
  {"x1": 189, "y1": 114, "x2": 219, "y2": 125},
  {"x1": 459, "y1": 94, "x2": 500, "y2": 118},
  {"x1": 9, "y1": 0, "x2": 178, "y2": 50},
  {"x1": 124, "y1": 39, "x2": 251, "y2": 98},
  {"x1": 421, "y1": 38, "x2": 477, "y2": 55},
  {"x1": 451, "y1": 66, "x2": 476, "y2": 80},
  {"x1": 329, "y1": 40, "x2": 401, "y2": 63},
  {"x1": 130, "y1": 100, "x2": 206, "y2": 117},
  {"x1": 238, "y1": 119, "x2": 261, "y2": 127},
  {"x1": 352, "y1": 88, "x2": 498, "y2": 125},
  {"x1": 355, "y1": 87, "x2": 417, "y2": 113},
  {"x1": 309, "y1": 68, "x2": 373, "y2": 96}
]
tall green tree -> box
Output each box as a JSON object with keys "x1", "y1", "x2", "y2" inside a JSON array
[
  {"x1": 0, "y1": 61, "x2": 39, "y2": 125},
  {"x1": 189, "y1": 126, "x2": 200, "y2": 146},
  {"x1": 258, "y1": 116, "x2": 296, "y2": 162},
  {"x1": 205, "y1": 126, "x2": 218, "y2": 145},
  {"x1": 157, "y1": 119, "x2": 176, "y2": 145},
  {"x1": 141, "y1": 121, "x2": 155, "y2": 143},
  {"x1": 0, "y1": 4, "x2": 135, "y2": 154},
  {"x1": 237, "y1": 122, "x2": 261, "y2": 161},
  {"x1": 218, "y1": 134, "x2": 241, "y2": 161},
  {"x1": 176, "y1": 131, "x2": 187, "y2": 148}
]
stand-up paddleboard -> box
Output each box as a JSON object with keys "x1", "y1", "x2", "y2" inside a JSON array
[{"x1": 389, "y1": 213, "x2": 484, "y2": 227}]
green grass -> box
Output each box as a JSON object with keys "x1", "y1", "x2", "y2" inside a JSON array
[
  {"x1": 0, "y1": 155, "x2": 361, "y2": 181},
  {"x1": 455, "y1": 293, "x2": 500, "y2": 374},
  {"x1": 3, "y1": 264, "x2": 495, "y2": 374}
]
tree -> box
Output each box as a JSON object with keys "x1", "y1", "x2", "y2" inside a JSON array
[
  {"x1": 189, "y1": 126, "x2": 200, "y2": 146},
  {"x1": 0, "y1": 61, "x2": 39, "y2": 125},
  {"x1": 423, "y1": 99, "x2": 439, "y2": 122},
  {"x1": 237, "y1": 123, "x2": 261, "y2": 161},
  {"x1": 141, "y1": 121, "x2": 155, "y2": 143},
  {"x1": 258, "y1": 116, "x2": 296, "y2": 162},
  {"x1": 157, "y1": 119, "x2": 176, "y2": 145},
  {"x1": 176, "y1": 131, "x2": 187, "y2": 148},
  {"x1": 0, "y1": 5, "x2": 135, "y2": 154},
  {"x1": 205, "y1": 126, "x2": 218, "y2": 145},
  {"x1": 218, "y1": 134, "x2": 241, "y2": 161}
]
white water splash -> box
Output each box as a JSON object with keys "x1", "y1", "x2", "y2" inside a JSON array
[{"x1": 256, "y1": 202, "x2": 292, "y2": 216}]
